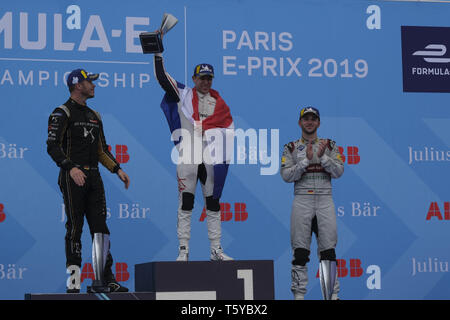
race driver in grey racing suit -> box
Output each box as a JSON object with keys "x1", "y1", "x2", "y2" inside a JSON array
[{"x1": 281, "y1": 106, "x2": 344, "y2": 300}]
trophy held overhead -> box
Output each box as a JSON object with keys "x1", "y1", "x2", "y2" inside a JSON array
[{"x1": 139, "y1": 13, "x2": 178, "y2": 54}]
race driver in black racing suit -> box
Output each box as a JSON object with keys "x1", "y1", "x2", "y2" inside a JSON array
[{"x1": 47, "y1": 68, "x2": 130, "y2": 293}]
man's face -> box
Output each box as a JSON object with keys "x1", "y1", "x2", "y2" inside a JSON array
[
  {"x1": 299, "y1": 114, "x2": 320, "y2": 134},
  {"x1": 78, "y1": 80, "x2": 95, "y2": 99},
  {"x1": 192, "y1": 75, "x2": 213, "y2": 94}
]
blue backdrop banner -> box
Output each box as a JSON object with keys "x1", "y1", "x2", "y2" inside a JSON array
[{"x1": 1, "y1": 0, "x2": 450, "y2": 300}]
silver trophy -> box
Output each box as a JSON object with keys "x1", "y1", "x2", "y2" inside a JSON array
[
  {"x1": 139, "y1": 13, "x2": 178, "y2": 53},
  {"x1": 87, "y1": 233, "x2": 111, "y2": 293},
  {"x1": 319, "y1": 260, "x2": 337, "y2": 300}
]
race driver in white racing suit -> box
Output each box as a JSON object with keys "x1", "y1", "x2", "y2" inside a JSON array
[
  {"x1": 281, "y1": 106, "x2": 344, "y2": 300},
  {"x1": 152, "y1": 33, "x2": 234, "y2": 262}
]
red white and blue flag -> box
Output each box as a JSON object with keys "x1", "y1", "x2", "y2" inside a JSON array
[{"x1": 160, "y1": 81, "x2": 234, "y2": 199}]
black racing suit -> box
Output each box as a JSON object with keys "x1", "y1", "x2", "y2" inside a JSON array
[{"x1": 47, "y1": 98, "x2": 120, "y2": 278}]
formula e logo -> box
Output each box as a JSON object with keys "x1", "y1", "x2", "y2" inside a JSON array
[
  {"x1": 0, "y1": 8, "x2": 149, "y2": 53},
  {"x1": 401, "y1": 26, "x2": 450, "y2": 92},
  {"x1": 413, "y1": 44, "x2": 450, "y2": 64}
]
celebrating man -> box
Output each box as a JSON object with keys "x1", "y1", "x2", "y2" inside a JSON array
[
  {"x1": 280, "y1": 106, "x2": 344, "y2": 300},
  {"x1": 153, "y1": 32, "x2": 234, "y2": 262}
]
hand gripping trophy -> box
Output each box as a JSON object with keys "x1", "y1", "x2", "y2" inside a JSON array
[
  {"x1": 140, "y1": 14, "x2": 235, "y2": 262},
  {"x1": 139, "y1": 13, "x2": 178, "y2": 54}
]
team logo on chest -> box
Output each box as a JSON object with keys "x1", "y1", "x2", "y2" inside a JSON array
[{"x1": 83, "y1": 127, "x2": 95, "y2": 143}]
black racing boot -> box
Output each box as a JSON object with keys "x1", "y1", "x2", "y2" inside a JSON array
[
  {"x1": 105, "y1": 274, "x2": 129, "y2": 292},
  {"x1": 66, "y1": 288, "x2": 80, "y2": 294}
]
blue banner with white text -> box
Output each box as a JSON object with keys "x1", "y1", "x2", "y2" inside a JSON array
[{"x1": 1, "y1": 0, "x2": 450, "y2": 300}]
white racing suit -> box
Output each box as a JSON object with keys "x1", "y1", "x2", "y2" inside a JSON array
[
  {"x1": 280, "y1": 137, "x2": 344, "y2": 298},
  {"x1": 154, "y1": 53, "x2": 234, "y2": 253}
]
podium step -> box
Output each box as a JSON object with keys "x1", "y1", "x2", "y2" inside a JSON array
[
  {"x1": 135, "y1": 260, "x2": 274, "y2": 300},
  {"x1": 24, "y1": 292, "x2": 155, "y2": 300}
]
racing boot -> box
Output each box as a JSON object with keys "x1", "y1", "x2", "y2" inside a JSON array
[
  {"x1": 294, "y1": 293, "x2": 305, "y2": 300},
  {"x1": 210, "y1": 246, "x2": 233, "y2": 261},
  {"x1": 291, "y1": 265, "x2": 308, "y2": 300},
  {"x1": 206, "y1": 209, "x2": 233, "y2": 261},
  {"x1": 105, "y1": 273, "x2": 129, "y2": 293},
  {"x1": 319, "y1": 260, "x2": 337, "y2": 300},
  {"x1": 87, "y1": 233, "x2": 110, "y2": 293},
  {"x1": 176, "y1": 245, "x2": 189, "y2": 262}
]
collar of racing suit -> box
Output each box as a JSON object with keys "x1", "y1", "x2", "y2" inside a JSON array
[
  {"x1": 67, "y1": 98, "x2": 88, "y2": 109},
  {"x1": 301, "y1": 137, "x2": 319, "y2": 144}
]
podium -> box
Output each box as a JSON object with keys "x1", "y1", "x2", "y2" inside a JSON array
[
  {"x1": 25, "y1": 260, "x2": 274, "y2": 300},
  {"x1": 135, "y1": 260, "x2": 274, "y2": 300},
  {"x1": 25, "y1": 292, "x2": 155, "y2": 300}
]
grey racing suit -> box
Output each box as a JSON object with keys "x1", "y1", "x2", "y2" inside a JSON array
[{"x1": 280, "y1": 137, "x2": 344, "y2": 297}]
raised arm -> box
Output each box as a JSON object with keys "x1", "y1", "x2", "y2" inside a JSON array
[{"x1": 154, "y1": 53, "x2": 180, "y2": 102}]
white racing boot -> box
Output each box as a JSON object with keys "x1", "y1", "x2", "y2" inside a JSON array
[
  {"x1": 176, "y1": 245, "x2": 189, "y2": 262},
  {"x1": 210, "y1": 246, "x2": 234, "y2": 261}
]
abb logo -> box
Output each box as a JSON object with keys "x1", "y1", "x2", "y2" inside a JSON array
[
  {"x1": 315, "y1": 259, "x2": 364, "y2": 278},
  {"x1": 0, "y1": 203, "x2": 5, "y2": 223},
  {"x1": 199, "y1": 203, "x2": 248, "y2": 222},
  {"x1": 107, "y1": 145, "x2": 130, "y2": 164},
  {"x1": 426, "y1": 202, "x2": 450, "y2": 220},
  {"x1": 316, "y1": 259, "x2": 381, "y2": 290},
  {"x1": 80, "y1": 262, "x2": 129, "y2": 283},
  {"x1": 338, "y1": 146, "x2": 360, "y2": 164}
]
